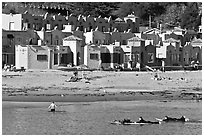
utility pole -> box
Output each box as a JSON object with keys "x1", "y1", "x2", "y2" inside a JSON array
[{"x1": 149, "y1": 14, "x2": 151, "y2": 29}]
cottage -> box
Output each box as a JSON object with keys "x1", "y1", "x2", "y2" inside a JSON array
[
  {"x1": 15, "y1": 45, "x2": 54, "y2": 69},
  {"x1": 163, "y1": 38, "x2": 182, "y2": 66},
  {"x1": 62, "y1": 35, "x2": 83, "y2": 66},
  {"x1": 2, "y1": 29, "x2": 39, "y2": 66},
  {"x1": 120, "y1": 36, "x2": 145, "y2": 68},
  {"x1": 183, "y1": 38, "x2": 202, "y2": 66},
  {"x1": 84, "y1": 44, "x2": 101, "y2": 69}
]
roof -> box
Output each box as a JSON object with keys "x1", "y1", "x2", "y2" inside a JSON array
[
  {"x1": 143, "y1": 28, "x2": 161, "y2": 34},
  {"x1": 139, "y1": 26, "x2": 149, "y2": 33},
  {"x1": 186, "y1": 30, "x2": 197, "y2": 35},
  {"x1": 115, "y1": 17, "x2": 124, "y2": 22},
  {"x1": 174, "y1": 27, "x2": 185, "y2": 32},
  {"x1": 30, "y1": 46, "x2": 46, "y2": 50},
  {"x1": 191, "y1": 38, "x2": 202, "y2": 44},
  {"x1": 125, "y1": 14, "x2": 139, "y2": 18},
  {"x1": 190, "y1": 38, "x2": 202, "y2": 47},
  {"x1": 128, "y1": 36, "x2": 145, "y2": 41},
  {"x1": 163, "y1": 38, "x2": 180, "y2": 43},
  {"x1": 63, "y1": 35, "x2": 82, "y2": 41}
]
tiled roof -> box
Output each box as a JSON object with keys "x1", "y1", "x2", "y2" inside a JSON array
[
  {"x1": 163, "y1": 38, "x2": 180, "y2": 43},
  {"x1": 174, "y1": 27, "x2": 185, "y2": 32},
  {"x1": 191, "y1": 38, "x2": 202, "y2": 47},
  {"x1": 115, "y1": 17, "x2": 124, "y2": 22},
  {"x1": 30, "y1": 46, "x2": 46, "y2": 50},
  {"x1": 143, "y1": 28, "x2": 161, "y2": 34},
  {"x1": 63, "y1": 35, "x2": 82, "y2": 41},
  {"x1": 128, "y1": 36, "x2": 145, "y2": 41},
  {"x1": 191, "y1": 38, "x2": 202, "y2": 44},
  {"x1": 125, "y1": 14, "x2": 139, "y2": 18}
]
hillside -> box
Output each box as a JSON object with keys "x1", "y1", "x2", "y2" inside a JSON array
[{"x1": 2, "y1": 2, "x2": 202, "y2": 30}]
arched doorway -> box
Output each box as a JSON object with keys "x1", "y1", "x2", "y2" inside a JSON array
[
  {"x1": 140, "y1": 52, "x2": 144, "y2": 68},
  {"x1": 61, "y1": 52, "x2": 73, "y2": 66},
  {"x1": 77, "y1": 52, "x2": 80, "y2": 66}
]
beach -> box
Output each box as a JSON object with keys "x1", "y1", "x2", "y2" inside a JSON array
[{"x1": 2, "y1": 70, "x2": 202, "y2": 102}]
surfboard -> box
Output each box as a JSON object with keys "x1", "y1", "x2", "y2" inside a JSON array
[
  {"x1": 110, "y1": 121, "x2": 160, "y2": 125},
  {"x1": 155, "y1": 118, "x2": 163, "y2": 122},
  {"x1": 155, "y1": 118, "x2": 189, "y2": 122}
]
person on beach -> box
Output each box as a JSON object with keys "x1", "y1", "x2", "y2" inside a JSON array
[
  {"x1": 48, "y1": 102, "x2": 57, "y2": 112},
  {"x1": 161, "y1": 60, "x2": 165, "y2": 72}
]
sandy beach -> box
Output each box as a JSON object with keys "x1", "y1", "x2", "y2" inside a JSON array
[{"x1": 2, "y1": 69, "x2": 202, "y2": 102}]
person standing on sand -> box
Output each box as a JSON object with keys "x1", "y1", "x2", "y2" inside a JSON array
[
  {"x1": 161, "y1": 60, "x2": 165, "y2": 72},
  {"x1": 48, "y1": 102, "x2": 57, "y2": 112}
]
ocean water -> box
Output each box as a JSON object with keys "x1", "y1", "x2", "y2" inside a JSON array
[{"x1": 2, "y1": 100, "x2": 202, "y2": 135}]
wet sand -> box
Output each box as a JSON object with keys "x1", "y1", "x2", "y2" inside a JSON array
[{"x1": 2, "y1": 70, "x2": 202, "y2": 102}]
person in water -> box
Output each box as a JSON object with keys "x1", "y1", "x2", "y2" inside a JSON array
[{"x1": 48, "y1": 102, "x2": 57, "y2": 112}]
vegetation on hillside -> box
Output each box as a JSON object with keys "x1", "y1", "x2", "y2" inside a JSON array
[{"x1": 2, "y1": 2, "x2": 202, "y2": 31}]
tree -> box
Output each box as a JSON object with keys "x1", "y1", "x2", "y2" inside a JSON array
[
  {"x1": 112, "y1": 2, "x2": 166, "y2": 25},
  {"x1": 154, "y1": 3, "x2": 186, "y2": 26},
  {"x1": 180, "y1": 2, "x2": 201, "y2": 30},
  {"x1": 2, "y1": 2, "x2": 120, "y2": 18},
  {"x1": 70, "y1": 2, "x2": 119, "y2": 17}
]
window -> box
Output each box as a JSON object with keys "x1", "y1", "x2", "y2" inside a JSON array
[
  {"x1": 47, "y1": 24, "x2": 51, "y2": 30},
  {"x1": 131, "y1": 54, "x2": 135, "y2": 61},
  {"x1": 120, "y1": 26, "x2": 123, "y2": 32},
  {"x1": 37, "y1": 55, "x2": 47, "y2": 61},
  {"x1": 113, "y1": 53, "x2": 120, "y2": 63},
  {"x1": 33, "y1": 24, "x2": 36, "y2": 29},
  {"x1": 102, "y1": 26, "x2": 106, "y2": 32},
  {"x1": 79, "y1": 26, "x2": 83, "y2": 31},
  {"x1": 109, "y1": 25, "x2": 113, "y2": 32},
  {"x1": 136, "y1": 54, "x2": 140, "y2": 62},
  {"x1": 124, "y1": 54, "x2": 130, "y2": 62},
  {"x1": 90, "y1": 53, "x2": 99, "y2": 60},
  {"x1": 54, "y1": 53, "x2": 58, "y2": 65},
  {"x1": 196, "y1": 53, "x2": 199, "y2": 60},
  {"x1": 148, "y1": 53, "x2": 154, "y2": 63},
  {"x1": 55, "y1": 40, "x2": 59, "y2": 45},
  {"x1": 88, "y1": 26, "x2": 92, "y2": 32},
  {"x1": 17, "y1": 38, "x2": 22, "y2": 43},
  {"x1": 7, "y1": 34, "x2": 14, "y2": 45},
  {"x1": 95, "y1": 40, "x2": 100, "y2": 45},
  {"x1": 122, "y1": 40, "x2": 127, "y2": 45},
  {"x1": 23, "y1": 22, "x2": 28, "y2": 30},
  {"x1": 101, "y1": 53, "x2": 111, "y2": 63},
  {"x1": 9, "y1": 22, "x2": 14, "y2": 30},
  {"x1": 28, "y1": 23, "x2": 31, "y2": 28}
]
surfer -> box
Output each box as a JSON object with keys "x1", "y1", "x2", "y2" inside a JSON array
[
  {"x1": 121, "y1": 118, "x2": 134, "y2": 124},
  {"x1": 162, "y1": 116, "x2": 188, "y2": 122},
  {"x1": 48, "y1": 102, "x2": 57, "y2": 112},
  {"x1": 137, "y1": 117, "x2": 147, "y2": 123},
  {"x1": 137, "y1": 117, "x2": 160, "y2": 124}
]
